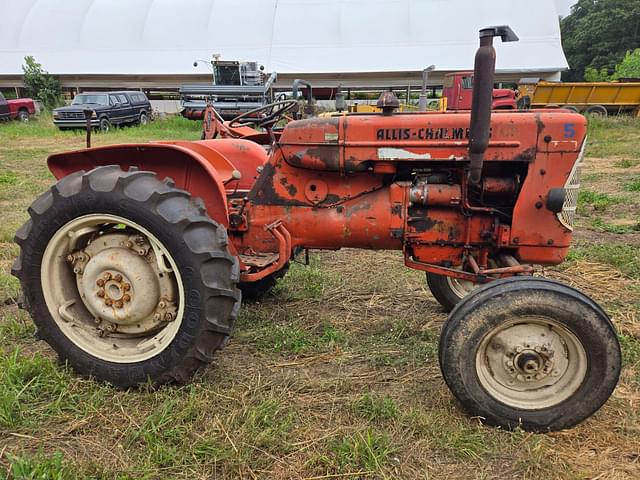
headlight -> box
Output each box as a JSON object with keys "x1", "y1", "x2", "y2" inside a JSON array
[
  {"x1": 91, "y1": 111, "x2": 97, "y2": 118},
  {"x1": 53, "y1": 111, "x2": 60, "y2": 118}
]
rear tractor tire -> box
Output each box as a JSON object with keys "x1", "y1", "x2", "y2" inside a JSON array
[
  {"x1": 439, "y1": 277, "x2": 620, "y2": 431},
  {"x1": 12, "y1": 166, "x2": 241, "y2": 388}
]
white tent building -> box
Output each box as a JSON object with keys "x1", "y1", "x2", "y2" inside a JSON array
[{"x1": 0, "y1": 0, "x2": 568, "y2": 93}]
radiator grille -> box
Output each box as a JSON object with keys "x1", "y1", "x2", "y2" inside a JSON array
[
  {"x1": 557, "y1": 139, "x2": 587, "y2": 231},
  {"x1": 58, "y1": 111, "x2": 86, "y2": 120}
]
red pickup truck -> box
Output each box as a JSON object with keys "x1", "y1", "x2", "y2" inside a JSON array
[{"x1": 0, "y1": 93, "x2": 36, "y2": 121}]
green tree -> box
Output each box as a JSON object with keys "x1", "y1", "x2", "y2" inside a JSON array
[
  {"x1": 612, "y1": 48, "x2": 640, "y2": 78},
  {"x1": 561, "y1": 0, "x2": 640, "y2": 81},
  {"x1": 584, "y1": 66, "x2": 611, "y2": 81},
  {"x1": 22, "y1": 56, "x2": 63, "y2": 109}
]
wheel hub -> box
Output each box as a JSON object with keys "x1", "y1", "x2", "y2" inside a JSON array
[
  {"x1": 476, "y1": 317, "x2": 587, "y2": 410},
  {"x1": 64, "y1": 230, "x2": 178, "y2": 336},
  {"x1": 80, "y1": 247, "x2": 160, "y2": 326},
  {"x1": 97, "y1": 271, "x2": 132, "y2": 307},
  {"x1": 506, "y1": 345, "x2": 555, "y2": 382}
]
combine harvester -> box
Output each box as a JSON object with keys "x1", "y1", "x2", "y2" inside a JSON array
[{"x1": 180, "y1": 57, "x2": 277, "y2": 120}]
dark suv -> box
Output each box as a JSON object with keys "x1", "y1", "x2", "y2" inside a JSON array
[{"x1": 53, "y1": 91, "x2": 151, "y2": 132}]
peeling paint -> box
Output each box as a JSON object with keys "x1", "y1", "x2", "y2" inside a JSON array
[{"x1": 378, "y1": 148, "x2": 432, "y2": 160}]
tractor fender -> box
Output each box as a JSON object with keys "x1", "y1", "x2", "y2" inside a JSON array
[
  {"x1": 160, "y1": 139, "x2": 268, "y2": 192},
  {"x1": 47, "y1": 142, "x2": 236, "y2": 228}
]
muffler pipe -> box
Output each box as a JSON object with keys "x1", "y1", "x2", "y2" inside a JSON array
[{"x1": 468, "y1": 26, "x2": 518, "y2": 185}]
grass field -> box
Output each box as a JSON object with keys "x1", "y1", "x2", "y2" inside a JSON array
[{"x1": 0, "y1": 113, "x2": 639, "y2": 479}]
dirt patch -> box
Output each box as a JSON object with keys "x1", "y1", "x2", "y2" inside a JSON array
[{"x1": 573, "y1": 228, "x2": 640, "y2": 246}]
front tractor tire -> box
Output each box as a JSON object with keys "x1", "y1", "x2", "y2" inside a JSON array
[
  {"x1": 439, "y1": 277, "x2": 620, "y2": 431},
  {"x1": 12, "y1": 166, "x2": 241, "y2": 388},
  {"x1": 426, "y1": 272, "x2": 479, "y2": 312}
]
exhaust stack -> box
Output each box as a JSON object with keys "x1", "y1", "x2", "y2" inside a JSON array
[{"x1": 468, "y1": 26, "x2": 518, "y2": 185}]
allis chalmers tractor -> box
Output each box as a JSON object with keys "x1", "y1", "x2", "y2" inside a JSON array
[{"x1": 12, "y1": 27, "x2": 620, "y2": 431}]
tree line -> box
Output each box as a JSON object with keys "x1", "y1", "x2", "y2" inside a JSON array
[{"x1": 561, "y1": 0, "x2": 640, "y2": 80}]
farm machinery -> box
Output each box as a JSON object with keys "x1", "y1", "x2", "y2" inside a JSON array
[{"x1": 12, "y1": 27, "x2": 620, "y2": 431}]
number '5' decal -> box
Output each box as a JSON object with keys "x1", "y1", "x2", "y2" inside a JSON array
[{"x1": 564, "y1": 123, "x2": 576, "y2": 139}]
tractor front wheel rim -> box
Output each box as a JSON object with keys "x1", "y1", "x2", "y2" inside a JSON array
[
  {"x1": 446, "y1": 275, "x2": 477, "y2": 299},
  {"x1": 475, "y1": 316, "x2": 587, "y2": 410}
]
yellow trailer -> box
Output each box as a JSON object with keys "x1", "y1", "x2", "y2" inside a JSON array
[{"x1": 518, "y1": 80, "x2": 640, "y2": 116}]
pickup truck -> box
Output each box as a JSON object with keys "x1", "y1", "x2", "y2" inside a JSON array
[{"x1": 0, "y1": 93, "x2": 36, "y2": 121}]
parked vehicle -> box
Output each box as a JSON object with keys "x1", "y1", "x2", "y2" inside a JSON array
[
  {"x1": 443, "y1": 72, "x2": 517, "y2": 110},
  {"x1": 0, "y1": 93, "x2": 36, "y2": 121},
  {"x1": 53, "y1": 91, "x2": 151, "y2": 132},
  {"x1": 180, "y1": 59, "x2": 277, "y2": 120},
  {"x1": 517, "y1": 79, "x2": 640, "y2": 116},
  {"x1": 0, "y1": 93, "x2": 8, "y2": 121}
]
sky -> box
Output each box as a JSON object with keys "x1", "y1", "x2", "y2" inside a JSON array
[{"x1": 555, "y1": 0, "x2": 577, "y2": 17}]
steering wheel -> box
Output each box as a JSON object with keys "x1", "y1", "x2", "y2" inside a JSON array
[{"x1": 228, "y1": 100, "x2": 298, "y2": 129}]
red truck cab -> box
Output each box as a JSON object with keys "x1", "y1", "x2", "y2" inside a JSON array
[
  {"x1": 443, "y1": 72, "x2": 516, "y2": 110},
  {"x1": 0, "y1": 93, "x2": 36, "y2": 121}
]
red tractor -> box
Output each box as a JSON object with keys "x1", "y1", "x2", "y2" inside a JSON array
[{"x1": 13, "y1": 27, "x2": 620, "y2": 431}]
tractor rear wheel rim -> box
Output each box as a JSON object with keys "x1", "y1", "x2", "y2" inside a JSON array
[
  {"x1": 475, "y1": 316, "x2": 587, "y2": 410},
  {"x1": 41, "y1": 214, "x2": 185, "y2": 363}
]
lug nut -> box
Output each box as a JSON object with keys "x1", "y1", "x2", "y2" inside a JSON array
[
  {"x1": 107, "y1": 324, "x2": 117, "y2": 332},
  {"x1": 105, "y1": 299, "x2": 113, "y2": 306},
  {"x1": 97, "y1": 289, "x2": 105, "y2": 297},
  {"x1": 122, "y1": 294, "x2": 131, "y2": 303},
  {"x1": 124, "y1": 241, "x2": 132, "y2": 248},
  {"x1": 158, "y1": 301, "x2": 166, "y2": 309},
  {"x1": 96, "y1": 279, "x2": 105, "y2": 287},
  {"x1": 115, "y1": 274, "x2": 123, "y2": 282},
  {"x1": 153, "y1": 313, "x2": 162, "y2": 321},
  {"x1": 115, "y1": 300, "x2": 123, "y2": 308},
  {"x1": 123, "y1": 283, "x2": 131, "y2": 291},
  {"x1": 103, "y1": 272, "x2": 112, "y2": 281},
  {"x1": 164, "y1": 313, "x2": 174, "y2": 321},
  {"x1": 66, "y1": 254, "x2": 74, "y2": 262}
]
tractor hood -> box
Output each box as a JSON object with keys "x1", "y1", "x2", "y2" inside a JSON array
[{"x1": 278, "y1": 110, "x2": 581, "y2": 174}]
